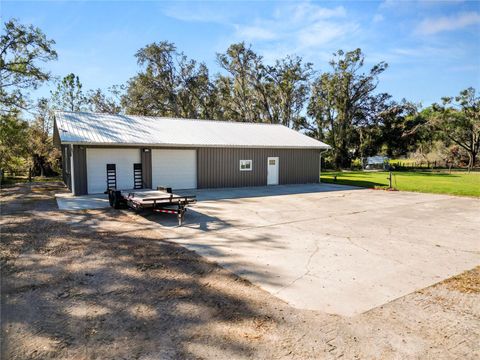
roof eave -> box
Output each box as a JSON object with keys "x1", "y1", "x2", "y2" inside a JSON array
[{"x1": 59, "y1": 141, "x2": 330, "y2": 150}]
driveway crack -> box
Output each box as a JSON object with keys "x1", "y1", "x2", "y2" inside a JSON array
[{"x1": 273, "y1": 239, "x2": 320, "y2": 296}]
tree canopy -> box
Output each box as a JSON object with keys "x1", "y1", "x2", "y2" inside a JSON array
[
  {"x1": 1, "y1": 18, "x2": 479, "y2": 178},
  {"x1": 0, "y1": 19, "x2": 57, "y2": 112},
  {"x1": 305, "y1": 49, "x2": 390, "y2": 167},
  {"x1": 429, "y1": 88, "x2": 480, "y2": 170},
  {"x1": 51, "y1": 73, "x2": 87, "y2": 112}
]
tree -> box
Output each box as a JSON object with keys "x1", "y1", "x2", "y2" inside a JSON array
[
  {"x1": 0, "y1": 19, "x2": 57, "y2": 112},
  {"x1": 429, "y1": 88, "x2": 479, "y2": 171},
  {"x1": 123, "y1": 41, "x2": 217, "y2": 118},
  {"x1": 265, "y1": 56, "x2": 313, "y2": 128},
  {"x1": 375, "y1": 99, "x2": 419, "y2": 158},
  {"x1": 216, "y1": 42, "x2": 260, "y2": 122},
  {"x1": 306, "y1": 49, "x2": 388, "y2": 168},
  {"x1": 51, "y1": 73, "x2": 87, "y2": 111},
  {"x1": 216, "y1": 43, "x2": 313, "y2": 126},
  {"x1": 0, "y1": 109, "x2": 29, "y2": 176},
  {"x1": 28, "y1": 98, "x2": 60, "y2": 176},
  {"x1": 87, "y1": 86, "x2": 123, "y2": 114}
]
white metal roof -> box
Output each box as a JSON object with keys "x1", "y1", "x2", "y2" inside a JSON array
[{"x1": 54, "y1": 111, "x2": 330, "y2": 149}]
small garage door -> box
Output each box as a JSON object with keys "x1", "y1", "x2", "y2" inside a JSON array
[
  {"x1": 86, "y1": 148, "x2": 141, "y2": 194},
  {"x1": 152, "y1": 149, "x2": 196, "y2": 190}
]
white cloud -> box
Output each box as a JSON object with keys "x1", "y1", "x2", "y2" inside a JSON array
[
  {"x1": 448, "y1": 64, "x2": 480, "y2": 72},
  {"x1": 162, "y1": 1, "x2": 358, "y2": 56},
  {"x1": 380, "y1": 0, "x2": 465, "y2": 10},
  {"x1": 289, "y1": 3, "x2": 346, "y2": 22},
  {"x1": 298, "y1": 22, "x2": 359, "y2": 47},
  {"x1": 373, "y1": 14, "x2": 384, "y2": 23},
  {"x1": 162, "y1": 3, "x2": 231, "y2": 24},
  {"x1": 368, "y1": 44, "x2": 466, "y2": 65},
  {"x1": 228, "y1": 2, "x2": 358, "y2": 56},
  {"x1": 234, "y1": 25, "x2": 278, "y2": 41},
  {"x1": 416, "y1": 11, "x2": 480, "y2": 35}
]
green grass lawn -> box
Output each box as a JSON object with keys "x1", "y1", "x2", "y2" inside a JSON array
[{"x1": 321, "y1": 170, "x2": 480, "y2": 197}]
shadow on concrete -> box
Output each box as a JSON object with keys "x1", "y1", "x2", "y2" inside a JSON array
[
  {"x1": 177, "y1": 183, "x2": 361, "y2": 202},
  {"x1": 141, "y1": 208, "x2": 232, "y2": 231},
  {"x1": 52, "y1": 183, "x2": 360, "y2": 211}
]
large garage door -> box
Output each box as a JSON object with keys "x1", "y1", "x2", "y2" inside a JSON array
[
  {"x1": 86, "y1": 148, "x2": 140, "y2": 194},
  {"x1": 152, "y1": 149, "x2": 197, "y2": 190}
]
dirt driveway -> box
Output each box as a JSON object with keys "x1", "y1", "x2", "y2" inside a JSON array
[{"x1": 1, "y1": 182, "x2": 479, "y2": 359}]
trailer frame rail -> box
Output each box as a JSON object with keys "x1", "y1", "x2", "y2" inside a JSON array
[{"x1": 106, "y1": 187, "x2": 196, "y2": 225}]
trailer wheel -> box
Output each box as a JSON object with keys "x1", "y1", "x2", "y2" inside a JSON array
[
  {"x1": 178, "y1": 209, "x2": 186, "y2": 226},
  {"x1": 112, "y1": 191, "x2": 121, "y2": 209},
  {"x1": 108, "y1": 191, "x2": 114, "y2": 207}
]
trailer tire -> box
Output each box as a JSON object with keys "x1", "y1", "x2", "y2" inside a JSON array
[
  {"x1": 112, "y1": 191, "x2": 121, "y2": 209},
  {"x1": 108, "y1": 191, "x2": 114, "y2": 207}
]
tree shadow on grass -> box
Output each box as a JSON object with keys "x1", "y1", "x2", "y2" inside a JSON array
[
  {"x1": 321, "y1": 178, "x2": 386, "y2": 189},
  {"x1": 395, "y1": 171, "x2": 464, "y2": 178}
]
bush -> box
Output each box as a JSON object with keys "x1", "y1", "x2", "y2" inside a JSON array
[{"x1": 351, "y1": 158, "x2": 363, "y2": 170}]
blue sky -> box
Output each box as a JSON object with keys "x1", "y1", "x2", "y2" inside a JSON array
[{"x1": 3, "y1": 0, "x2": 480, "y2": 107}]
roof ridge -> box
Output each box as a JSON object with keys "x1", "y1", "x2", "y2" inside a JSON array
[{"x1": 56, "y1": 111, "x2": 285, "y2": 126}]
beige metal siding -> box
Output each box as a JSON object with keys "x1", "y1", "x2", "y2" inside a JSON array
[{"x1": 197, "y1": 148, "x2": 320, "y2": 188}]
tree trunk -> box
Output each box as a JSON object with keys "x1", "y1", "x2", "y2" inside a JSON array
[{"x1": 467, "y1": 151, "x2": 477, "y2": 172}]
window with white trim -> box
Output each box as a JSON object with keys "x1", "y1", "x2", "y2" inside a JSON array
[{"x1": 239, "y1": 159, "x2": 252, "y2": 171}]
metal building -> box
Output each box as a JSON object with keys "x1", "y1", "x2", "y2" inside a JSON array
[{"x1": 53, "y1": 111, "x2": 330, "y2": 195}]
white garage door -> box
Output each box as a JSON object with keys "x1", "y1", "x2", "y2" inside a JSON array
[
  {"x1": 86, "y1": 148, "x2": 141, "y2": 194},
  {"x1": 152, "y1": 149, "x2": 197, "y2": 190}
]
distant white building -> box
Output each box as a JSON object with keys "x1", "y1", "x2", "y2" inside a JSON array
[{"x1": 365, "y1": 156, "x2": 389, "y2": 170}]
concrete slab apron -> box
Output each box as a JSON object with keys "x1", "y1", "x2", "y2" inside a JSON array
[
  {"x1": 145, "y1": 186, "x2": 480, "y2": 316},
  {"x1": 56, "y1": 193, "x2": 110, "y2": 210}
]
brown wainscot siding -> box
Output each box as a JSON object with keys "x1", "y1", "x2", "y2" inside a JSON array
[
  {"x1": 197, "y1": 148, "x2": 320, "y2": 188},
  {"x1": 72, "y1": 145, "x2": 88, "y2": 196},
  {"x1": 141, "y1": 148, "x2": 152, "y2": 189},
  {"x1": 61, "y1": 144, "x2": 71, "y2": 190}
]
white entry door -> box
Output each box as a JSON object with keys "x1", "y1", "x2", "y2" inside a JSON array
[
  {"x1": 267, "y1": 157, "x2": 279, "y2": 185},
  {"x1": 152, "y1": 149, "x2": 197, "y2": 190}
]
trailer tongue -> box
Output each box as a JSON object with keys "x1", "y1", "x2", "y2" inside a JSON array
[{"x1": 106, "y1": 187, "x2": 196, "y2": 225}]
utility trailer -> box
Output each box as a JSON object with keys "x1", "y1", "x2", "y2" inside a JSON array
[{"x1": 106, "y1": 186, "x2": 197, "y2": 225}]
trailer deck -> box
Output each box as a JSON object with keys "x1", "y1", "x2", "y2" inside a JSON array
[{"x1": 107, "y1": 187, "x2": 196, "y2": 225}]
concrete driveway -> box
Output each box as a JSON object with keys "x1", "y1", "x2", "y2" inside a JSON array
[{"x1": 143, "y1": 184, "x2": 480, "y2": 316}]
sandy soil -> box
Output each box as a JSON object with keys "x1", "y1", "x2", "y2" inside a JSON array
[{"x1": 1, "y1": 183, "x2": 479, "y2": 359}]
